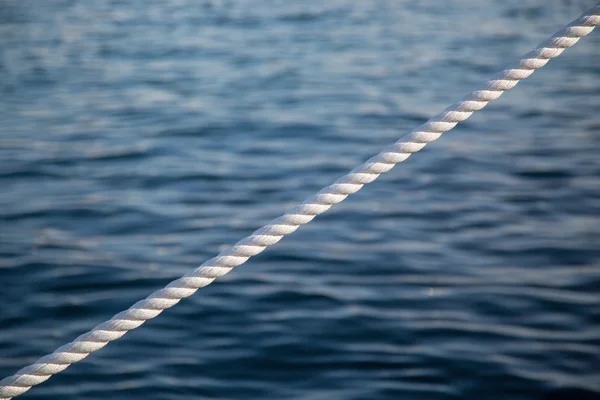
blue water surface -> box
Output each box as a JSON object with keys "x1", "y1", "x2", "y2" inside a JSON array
[{"x1": 1, "y1": 1, "x2": 599, "y2": 399}]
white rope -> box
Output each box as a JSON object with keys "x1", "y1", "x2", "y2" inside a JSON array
[{"x1": 2, "y1": 5, "x2": 599, "y2": 399}]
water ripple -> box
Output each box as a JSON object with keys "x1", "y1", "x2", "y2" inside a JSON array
[{"x1": 1, "y1": 1, "x2": 599, "y2": 399}]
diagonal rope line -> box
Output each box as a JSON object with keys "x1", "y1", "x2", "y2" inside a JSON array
[{"x1": 2, "y1": 4, "x2": 599, "y2": 399}]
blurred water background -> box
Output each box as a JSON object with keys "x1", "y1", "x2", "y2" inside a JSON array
[{"x1": 1, "y1": 1, "x2": 599, "y2": 399}]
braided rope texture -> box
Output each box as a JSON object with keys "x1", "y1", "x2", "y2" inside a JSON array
[{"x1": 2, "y1": 5, "x2": 599, "y2": 399}]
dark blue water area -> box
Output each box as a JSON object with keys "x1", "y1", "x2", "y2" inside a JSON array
[{"x1": 1, "y1": 1, "x2": 599, "y2": 399}]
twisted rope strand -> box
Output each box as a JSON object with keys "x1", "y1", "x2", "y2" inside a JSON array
[{"x1": 2, "y1": 5, "x2": 599, "y2": 399}]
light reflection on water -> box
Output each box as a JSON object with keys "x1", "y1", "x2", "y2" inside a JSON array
[{"x1": 1, "y1": 1, "x2": 599, "y2": 399}]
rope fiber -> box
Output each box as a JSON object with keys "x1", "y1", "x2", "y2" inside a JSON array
[{"x1": 2, "y1": 4, "x2": 599, "y2": 399}]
